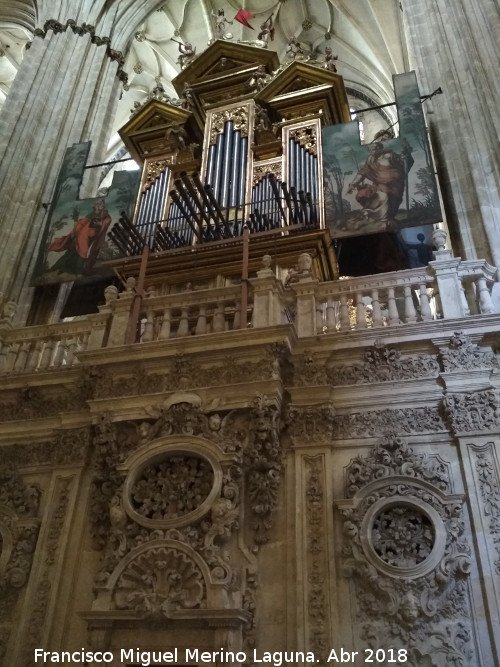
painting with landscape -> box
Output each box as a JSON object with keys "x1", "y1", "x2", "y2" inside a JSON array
[
  {"x1": 33, "y1": 141, "x2": 140, "y2": 285},
  {"x1": 322, "y1": 71, "x2": 441, "y2": 239}
]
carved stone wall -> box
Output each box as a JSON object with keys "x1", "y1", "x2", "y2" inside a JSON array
[{"x1": 336, "y1": 437, "x2": 479, "y2": 667}]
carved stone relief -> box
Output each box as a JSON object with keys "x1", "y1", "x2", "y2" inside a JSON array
[
  {"x1": 114, "y1": 546, "x2": 206, "y2": 619},
  {"x1": 286, "y1": 403, "x2": 335, "y2": 445},
  {"x1": 305, "y1": 456, "x2": 329, "y2": 661},
  {"x1": 337, "y1": 437, "x2": 477, "y2": 667},
  {"x1": 21, "y1": 477, "x2": 72, "y2": 667},
  {"x1": 292, "y1": 343, "x2": 440, "y2": 387},
  {"x1": 0, "y1": 385, "x2": 86, "y2": 421},
  {"x1": 0, "y1": 467, "x2": 41, "y2": 662},
  {"x1": 130, "y1": 454, "x2": 214, "y2": 521},
  {"x1": 87, "y1": 346, "x2": 285, "y2": 400},
  {"x1": 245, "y1": 395, "x2": 282, "y2": 546},
  {"x1": 439, "y1": 331, "x2": 495, "y2": 371},
  {"x1": 91, "y1": 404, "x2": 246, "y2": 596},
  {"x1": 473, "y1": 444, "x2": 500, "y2": 574},
  {"x1": 443, "y1": 390, "x2": 500, "y2": 433}
]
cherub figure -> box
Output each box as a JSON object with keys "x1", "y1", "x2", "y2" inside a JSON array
[
  {"x1": 258, "y1": 13, "x2": 275, "y2": 47},
  {"x1": 286, "y1": 36, "x2": 303, "y2": 59},
  {"x1": 176, "y1": 40, "x2": 195, "y2": 68}
]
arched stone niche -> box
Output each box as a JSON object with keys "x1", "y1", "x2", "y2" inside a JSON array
[{"x1": 83, "y1": 431, "x2": 250, "y2": 655}]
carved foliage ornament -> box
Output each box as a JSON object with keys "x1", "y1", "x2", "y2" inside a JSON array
[
  {"x1": 91, "y1": 406, "x2": 244, "y2": 590},
  {"x1": 245, "y1": 394, "x2": 282, "y2": 546},
  {"x1": 210, "y1": 106, "x2": 249, "y2": 144},
  {"x1": 114, "y1": 546, "x2": 205, "y2": 619},
  {"x1": 338, "y1": 437, "x2": 475, "y2": 666},
  {"x1": 439, "y1": 331, "x2": 495, "y2": 371},
  {"x1": 289, "y1": 125, "x2": 317, "y2": 155},
  {"x1": 253, "y1": 162, "x2": 282, "y2": 186},
  {"x1": 474, "y1": 446, "x2": 500, "y2": 574},
  {"x1": 443, "y1": 390, "x2": 499, "y2": 433},
  {"x1": 131, "y1": 454, "x2": 214, "y2": 521},
  {"x1": 293, "y1": 343, "x2": 440, "y2": 387}
]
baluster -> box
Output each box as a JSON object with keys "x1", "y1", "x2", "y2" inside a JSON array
[
  {"x1": 371, "y1": 289, "x2": 383, "y2": 327},
  {"x1": 196, "y1": 305, "x2": 207, "y2": 335},
  {"x1": 79, "y1": 332, "x2": 90, "y2": 353},
  {"x1": 339, "y1": 294, "x2": 350, "y2": 330},
  {"x1": 233, "y1": 301, "x2": 241, "y2": 330},
  {"x1": 26, "y1": 340, "x2": 43, "y2": 371},
  {"x1": 316, "y1": 302, "x2": 325, "y2": 332},
  {"x1": 177, "y1": 307, "x2": 190, "y2": 337},
  {"x1": 419, "y1": 283, "x2": 433, "y2": 321},
  {"x1": 52, "y1": 338, "x2": 66, "y2": 367},
  {"x1": 355, "y1": 292, "x2": 367, "y2": 329},
  {"x1": 142, "y1": 310, "x2": 155, "y2": 342},
  {"x1": 158, "y1": 308, "x2": 172, "y2": 339},
  {"x1": 212, "y1": 302, "x2": 226, "y2": 332},
  {"x1": 65, "y1": 337, "x2": 78, "y2": 366},
  {"x1": 0, "y1": 342, "x2": 7, "y2": 373},
  {"x1": 386, "y1": 287, "x2": 400, "y2": 325},
  {"x1": 39, "y1": 338, "x2": 55, "y2": 369},
  {"x1": 476, "y1": 277, "x2": 495, "y2": 314},
  {"x1": 460, "y1": 286, "x2": 471, "y2": 316},
  {"x1": 325, "y1": 298, "x2": 336, "y2": 331},
  {"x1": 403, "y1": 285, "x2": 418, "y2": 323},
  {"x1": 6, "y1": 343, "x2": 19, "y2": 372},
  {"x1": 14, "y1": 341, "x2": 30, "y2": 371}
]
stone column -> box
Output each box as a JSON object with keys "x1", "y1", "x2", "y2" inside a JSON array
[{"x1": 401, "y1": 0, "x2": 500, "y2": 275}]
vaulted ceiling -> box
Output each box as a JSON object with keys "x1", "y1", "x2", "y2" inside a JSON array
[{"x1": 0, "y1": 0, "x2": 407, "y2": 159}]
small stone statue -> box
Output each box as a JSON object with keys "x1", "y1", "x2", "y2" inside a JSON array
[
  {"x1": 181, "y1": 83, "x2": 194, "y2": 110},
  {"x1": 247, "y1": 65, "x2": 268, "y2": 91},
  {"x1": 255, "y1": 104, "x2": 271, "y2": 130},
  {"x1": 258, "y1": 13, "x2": 275, "y2": 47},
  {"x1": 286, "y1": 36, "x2": 303, "y2": 60},
  {"x1": 324, "y1": 46, "x2": 338, "y2": 72},
  {"x1": 212, "y1": 9, "x2": 233, "y2": 39},
  {"x1": 175, "y1": 40, "x2": 195, "y2": 69}
]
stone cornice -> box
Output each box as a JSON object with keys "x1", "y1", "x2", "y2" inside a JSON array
[{"x1": 30, "y1": 19, "x2": 128, "y2": 83}]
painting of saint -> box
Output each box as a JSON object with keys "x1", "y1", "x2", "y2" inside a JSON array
[
  {"x1": 322, "y1": 72, "x2": 441, "y2": 239},
  {"x1": 33, "y1": 141, "x2": 140, "y2": 284}
]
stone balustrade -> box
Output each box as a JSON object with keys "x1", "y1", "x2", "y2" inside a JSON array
[
  {"x1": 0, "y1": 318, "x2": 92, "y2": 373},
  {"x1": 137, "y1": 285, "x2": 247, "y2": 342},
  {"x1": 0, "y1": 244, "x2": 498, "y2": 374}
]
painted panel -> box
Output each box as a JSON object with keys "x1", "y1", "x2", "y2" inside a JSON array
[
  {"x1": 322, "y1": 72, "x2": 441, "y2": 239},
  {"x1": 33, "y1": 142, "x2": 140, "y2": 284}
]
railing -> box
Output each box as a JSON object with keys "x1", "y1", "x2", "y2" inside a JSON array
[
  {"x1": 0, "y1": 243, "x2": 498, "y2": 375},
  {"x1": 138, "y1": 285, "x2": 248, "y2": 341},
  {"x1": 0, "y1": 318, "x2": 91, "y2": 374},
  {"x1": 316, "y1": 267, "x2": 435, "y2": 333}
]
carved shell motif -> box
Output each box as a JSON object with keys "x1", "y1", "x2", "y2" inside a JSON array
[{"x1": 114, "y1": 546, "x2": 205, "y2": 617}]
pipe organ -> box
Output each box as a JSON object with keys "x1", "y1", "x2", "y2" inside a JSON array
[{"x1": 117, "y1": 41, "x2": 350, "y2": 258}]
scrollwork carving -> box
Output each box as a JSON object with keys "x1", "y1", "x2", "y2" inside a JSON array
[
  {"x1": 114, "y1": 546, "x2": 205, "y2": 618},
  {"x1": 289, "y1": 126, "x2": 317, "y2": 155},
  {"x1": 245, "y1": 395, "x2": 282, "y2": 546},
  {"x1": 286, "y1": 403, "x2": 335, "y2": 444},
  {"x1": 331, "y1": 342, "x2": 440, "y2": 386},
  {"x1": 131, "y1": 454, "x2": 214, "y2": 521},
  {"x1": 474, "y1": 447, "x2": 500, "y2": 574},
  {"x1": 443, "y1": 390, "x2": 499, "y2": 433},
  {"x1": 439, "y1": 331, "x2": 494, "y2": 371},
  {"x1": 338, "y1": 437, "x2": 476, "y2": 666},
  {"x1": 210, "y1": 106, "x2": 249, "y2": 144}
]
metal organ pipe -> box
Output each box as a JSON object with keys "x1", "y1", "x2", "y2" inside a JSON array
[
  {"x1": 238, "y1": 136, "x2": 248, "y2": 212},
  {"x1": 211, "y1": 132, "x2": 225, "y2": 203},
  {"x1": 230, "y1": 130, "x2": 242, "y2": 208},
  {"x1": 220, "y1": 120, "x2": 234, "y2": 208}
]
